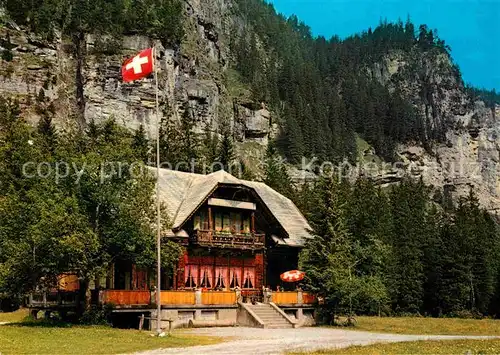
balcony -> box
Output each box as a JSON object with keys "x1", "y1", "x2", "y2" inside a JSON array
[{"x1": 193, "y1": 230, "x2": 265, "y2": 250}]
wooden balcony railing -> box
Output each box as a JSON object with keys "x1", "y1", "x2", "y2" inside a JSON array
[
  {"x1": 201, "y1": 291, "x2": 237, "y2": 305},
  {"x1": 160, "y1": 291, "x2": 196, "y2": 305},
  {"x1": 273, "y1": 292, "x2": 298, "y2": 304},
  {"x1": 28, "y1": 291, "x2": 78, "y2": 308},
  {"x1": 102, "y1": 290, "x2": 151, "y2": 305},
  {"x1": 302, "y1": 292, "x2": 317, "y2": 304},
  {"x1": 194, "y1": 230, "x2": 265, "y2": 250},
  {"x1": 33, "y1": 289, "x2": 315, "y2": 309},
  {"x1": 99, "y1": 290, "x2": 239, "y2": 307},
  {"x1": 272, "y1": 291, "x2": 317, "y2": 305}
]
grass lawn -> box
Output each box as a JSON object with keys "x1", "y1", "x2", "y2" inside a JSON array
[
  {"x1": 0, "y1": 309, "x2": 29, "y2": 323},
  {"x1": 351, "y1": 316, "x2": 500, "y2": 336},
  {"x1": 294, "y1": 339, "x2": 500, "y2": 354},
  {"x1": 0, "y1": 319, "x2": 222, "y2": 354}
]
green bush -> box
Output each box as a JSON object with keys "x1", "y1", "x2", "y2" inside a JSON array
[
  {"x1": 0, "y1": 294, "x2": 20, "y2": 312},
  {"x1": 1, "y1": 49, "x2": 13, "y2": 62},
  {"x1": 80, "y1": 304, "x2": 114, "y2": 325}
]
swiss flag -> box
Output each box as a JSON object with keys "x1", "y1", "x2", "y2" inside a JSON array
[{"x1": 121, "y1": 48, "x2": 154, "y2": 82}]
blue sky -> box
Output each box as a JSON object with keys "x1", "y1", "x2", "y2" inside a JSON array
[{"x1": 269, "y1": 0, "x2": 499, "y2": 91}]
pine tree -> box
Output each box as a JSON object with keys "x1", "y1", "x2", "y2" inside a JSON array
[
  {"x1": 37, "y1": 115, "x2": 58, "y2": 155},
  {"x1": 283, "y1": 107, "x2": 304, "y2": 164},
  {"x1": 263, "y1": 146, "x2": 294, "y2": 199},
  {"x1": 388, "y1": 178, "x2": 430, "y2": 314},
  {"x1": 347, "y1": 178, "x2": 391, "y2": 276},
  {"x1": 449, "y1": 191, "x2": 499, "y2": 315},
  {"x1": 178, "y1": 104, "x2": 200, "y2": 168},
  {"x1": 421, "y1": 203, "x2": 446, "y2": 316},
  {"x1": 217, "y1": 127, "x2": 235, "y2": 172},
  {"x1": 300, "y1": 176, "x2": 354, "y2": 319},
  {"x1": 200, "y1": 123, "x2": 218, "y2": 173},
  {"x1": 132, "y1": 125, "x2": 150, "y2": 163}
]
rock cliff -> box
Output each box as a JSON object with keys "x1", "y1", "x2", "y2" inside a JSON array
[
  {"x1": 367, "y1": 51, "x2": 500, "y2": 211},
  {"x1": 1, "y1": 0, "x2": 499, "y2": 211},
  {"x1": 0, "y1": 0, "x2": 270, "y2": 157}
]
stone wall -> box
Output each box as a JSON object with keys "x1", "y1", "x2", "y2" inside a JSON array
[{"x1": 149, "y1": 307, "x2": 237, "y2": 330}]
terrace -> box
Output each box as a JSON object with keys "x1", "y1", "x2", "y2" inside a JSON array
[{"x1": 28, "y1": 289, "x2": 316, "y2": 309}]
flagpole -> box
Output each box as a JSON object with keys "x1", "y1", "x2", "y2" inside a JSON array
[{"x1": 154, "y1": 44, "x2": 162, "y2": 336}]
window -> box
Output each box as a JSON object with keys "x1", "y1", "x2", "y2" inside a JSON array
[
  {"x1": 184, "y1": 265, "x2": 198, "y2": 288},
  {"x1": 242, "y1": 216, "x2": 251, "y2": 233},
  {"x1": 194, "y1": 215, "x2": 201, "y2": 230},
  {"x1": 243, "y1": 267, "x2": 255, "y2": 289},
  {"x1": 229, "y1": 267, "x2": 242, "y2": 288},
  {"x1": 194, "y1": 211, "x2": 209, "y2": 230},
  {"x1": 223, "y1": 214, "x2": 231, "y2": 231},
  {"x1": 230, "y1": 212, "x2": 241, "y2": 233},
  {"x1": 215, "y1": 214, "x2": 222, "y2": 231},
  {"x1": 215, "y1": 266, "x2": 228, "y2": 289},
  {"x1": 199, "y1": 265, "x2": 213, "y2": 288}
]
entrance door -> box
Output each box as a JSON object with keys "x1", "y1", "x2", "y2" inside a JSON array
[{"x1": 266, "y1": 248, "x2": 299, "y2": 291}]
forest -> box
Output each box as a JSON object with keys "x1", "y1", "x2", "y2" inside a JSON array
[
  {"x1": 296, "y1": 174, "x2": 500, "y2": 319},
  {"x1": 233, "y1": 0, "x2": 459, "y2": 163}
]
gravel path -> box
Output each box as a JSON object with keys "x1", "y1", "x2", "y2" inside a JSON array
[{"x1": 136, "y1": 327, "x2": 499, "y2": 355}]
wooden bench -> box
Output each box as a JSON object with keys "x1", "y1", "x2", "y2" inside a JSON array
[{"x1": 138, "y1": 314, "x2": 174, "y2": 332}]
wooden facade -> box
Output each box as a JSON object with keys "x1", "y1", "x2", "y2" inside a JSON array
[
  {"x1": 35, "y1": 172, "x2": 315, "y2": 313},
  {"x1": 92, "y1": 182, "x2": 305, "y2": 301},
  {"x1": 176, "y1": 251, "x2": 265, "y2": 291}
]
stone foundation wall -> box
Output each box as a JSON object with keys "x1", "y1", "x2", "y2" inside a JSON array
[{"x1": 150, "y1": 307, "x2": 237, "y2": 330}]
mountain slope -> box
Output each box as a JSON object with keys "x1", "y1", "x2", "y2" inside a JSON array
[{"x1": 0, "y1": 0, "x2": 499, "y2": 210}]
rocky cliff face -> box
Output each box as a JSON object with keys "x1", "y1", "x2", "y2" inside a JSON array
[
  {"x1": 368, "y1": 51, "x2": 500, "y2": 211},
  {"x1": 1, "y1": 1, "x2": 499, "y2": 211},
  {"x1": 0, "y1": 0, "x2": 271, "y2": 158}
]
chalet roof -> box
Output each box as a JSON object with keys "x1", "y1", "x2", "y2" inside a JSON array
[{"x1": 155, "y1": 168, "x2": 312, "y2": 247}]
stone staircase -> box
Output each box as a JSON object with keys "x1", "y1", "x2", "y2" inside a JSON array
[{"x1": 246, "y1": 303, "x2": 294, "y2": 328}]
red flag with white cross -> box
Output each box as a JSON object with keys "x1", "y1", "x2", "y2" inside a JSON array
[{"x1": 121, "y1": 48, "x2": 154, "y2": 82}]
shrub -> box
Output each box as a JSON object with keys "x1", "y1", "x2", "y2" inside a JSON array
[
  {"x1": 1, "y1": 49, "x2": 13, "y2": 62},
  {"x1": 80, "y1": 304, "x2": 114, "y2": 325}
]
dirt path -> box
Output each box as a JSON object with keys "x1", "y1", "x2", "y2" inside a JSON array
[{"x1": 135, "y1": 327, "x2": 498, "y2": 355}]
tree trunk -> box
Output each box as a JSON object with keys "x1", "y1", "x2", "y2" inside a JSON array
[{"x1": 77, "y1": 279, "x2": 92, "y2": 317}]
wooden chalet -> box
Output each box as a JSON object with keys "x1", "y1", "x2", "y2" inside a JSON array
[{"x1": 29, "y1": 169, "x2": 317, "y2": 329}]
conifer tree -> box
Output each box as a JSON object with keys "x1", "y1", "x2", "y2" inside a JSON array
[
  {"x1": 200, "y1": 123, "x2": 219, "y2": 173},
  {"x1": 37, "y1": 115, "x2": 58, "y2": 155},
  {"x1": 300, "y1": 176, "x2": 353, "y2": 318},
  {"x1": 387, "y1": 178, "x2": 429, "y2": 313},
  {"x1": 263, "y1": 146, "x2": 294, "y2": 199},
  {"x1": 217, "y1": 126, "x2": 235, "y2": 172},
  {"x1": 132, "y1": 125, "x2": 150, "y2": 164}
]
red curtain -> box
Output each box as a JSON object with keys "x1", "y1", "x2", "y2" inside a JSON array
[
  {"x1": 229, "y1": 267, "x2": 242, "y2": 288},
  {"x1": 135, "y1": 270, "x2": 148, "y2": 290},
  {"x1": 184, "y1": 265, "x2": 198, "y2": 288},
  {"x1": 200, "y1": 265, "x2": 213, "y2": 289},
  {"x1": 243, "y1": 267, "x2": 255, "y2": 289},
  {"x1": 215, "y1": 267, "x2": 229, "y2": 289}
]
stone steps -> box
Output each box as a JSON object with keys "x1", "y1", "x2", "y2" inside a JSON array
[{"x1": 246, "y1": 303, "x2": 293, "y2": 329}]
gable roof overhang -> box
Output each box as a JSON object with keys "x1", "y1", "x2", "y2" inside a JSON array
[
  {"x1": 172, "y1": 182, "x2": 289, "y2": 238},
  {"x1": 155, "y1": 168, "x2": 312, "y2": 247}
]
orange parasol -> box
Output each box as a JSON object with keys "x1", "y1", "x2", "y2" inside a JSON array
[{"x1": 280, "y1": 270, "x2": 305, "y2": 283}]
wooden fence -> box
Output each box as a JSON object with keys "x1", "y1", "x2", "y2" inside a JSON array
[
  {"x1": 302, "y1": 292, "x2": 316, "y2": 304},
  {"x1": 273, "y1": 292, "x2": 298, "y2": 304},
  {"x1": 102, "y1": 290, "x2": 151, "y2": 305},
  {"x1": 201, "y1": 291, "x2": 237, "y2": 305},
  {"x1": 160, "y1": 291, "x2": 196, "y2": 305},
  {"x1": 100, "y1": 289, "x2": 315, "y2": 307}
]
